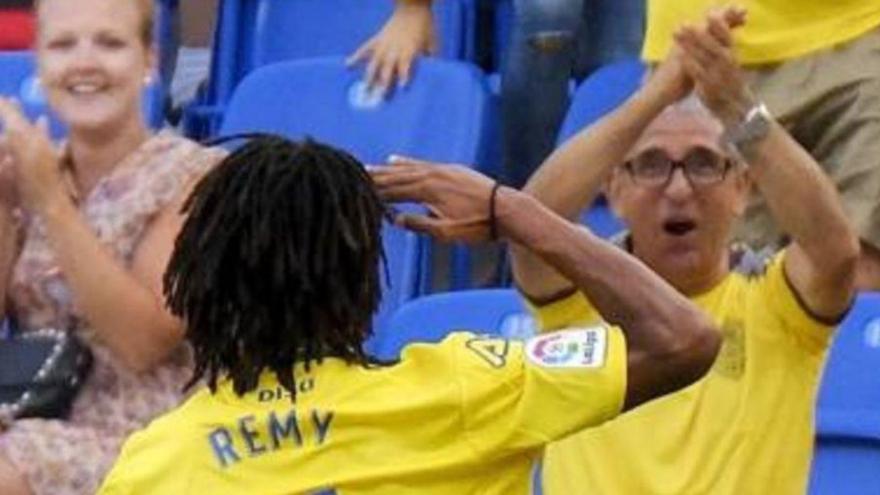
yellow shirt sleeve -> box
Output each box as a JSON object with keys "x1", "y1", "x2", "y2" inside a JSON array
[
  {"x1": 447, "y1": 327, "x2": 627, "y2": 457},
  {"x1": 760, "y1": 251, "x2": 836, "y2": 354},
  {"x1": 525, "y1": 291, "x2": 600, "y2": 332}
]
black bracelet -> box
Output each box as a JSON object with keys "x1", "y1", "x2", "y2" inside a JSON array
[{"x1": 489, "y1": 182, "x2": 502, "y2": 241}]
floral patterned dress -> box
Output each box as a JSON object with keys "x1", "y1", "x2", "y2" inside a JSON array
[{"x1": 0, "y1": 131, "x2": 224, "y2": 495}]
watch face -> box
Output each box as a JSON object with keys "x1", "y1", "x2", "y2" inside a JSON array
[
  {"x1": 726, "y1": 103, "x2": 771, "y2": 156},
  {"x1": 748, "y1": 107, "x2": 772, "y2": 140}
]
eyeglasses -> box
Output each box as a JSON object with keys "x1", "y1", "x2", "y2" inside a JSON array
[{"x1": 624, "y1": 147, "x2": 735, "y2": 187}]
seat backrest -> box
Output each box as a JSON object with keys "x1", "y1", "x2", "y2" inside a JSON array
[
  {"x1": 220, "y1": 56, "x2": 491, "y2": 168},
  {"x1": 556, "y1": 59, "x2": 645, "y2": 145},
  {"x1": 373, "y1": 288, "x2": 536, "y2": 360},
  {"x1": 809, "y1": 292, "x2": 880, "y2": 494},
  {"x1": 817, "y1": 292, "x2": 880, "y2": 417},
  {"x1": 0, "y1": 51, "x2": 67, "y2": 137},
  {"x1": 362, "y1": 223, "x2": 423, "y2": 355},
  {"x1": 242, "y1": 0, "x2": 468, "y2": 73},
  {"x1": 0, "y1": 51, "x2": 32, "y2": 97}
]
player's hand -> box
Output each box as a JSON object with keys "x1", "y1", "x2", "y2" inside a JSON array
[
  {"x1": 347, "y1": 1, "x2": 437, "y2": 96},
  {"x1": 370, "y1": 156, "x2": 497, "y2": 243},
  {"x1": 675, "y1": 6, "x2": 752, "y2": 127},
  {"x1": 0, "y1": 97, "x2": 68, "y2": 214}
]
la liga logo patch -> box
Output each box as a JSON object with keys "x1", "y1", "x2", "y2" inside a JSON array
[{"x1": 525, "y1": 327, "x2": 608, "y2": 368}]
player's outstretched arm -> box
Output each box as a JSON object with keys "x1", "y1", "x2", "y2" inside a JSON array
[{"x1": 371, "y1": 160, "x2": 720, "y2": 409}]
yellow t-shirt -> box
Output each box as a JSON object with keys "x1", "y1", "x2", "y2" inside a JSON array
[
  {"x1": 532, "y1": 251, "x2": 835, "y2": 495},
  {"x1": 97, "y1": 329, "x2": 627, "y2": 495},
  {"x1": 643, "y1": 0, "x2": 880, "y2": 64}
]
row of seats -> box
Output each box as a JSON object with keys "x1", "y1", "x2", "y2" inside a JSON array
[
  {"x1": 186, "y1": 0, "x2": 476, "y2": 136},
  {"x1": 182, "y1": 0, "x2": 525, "y2": 138}
]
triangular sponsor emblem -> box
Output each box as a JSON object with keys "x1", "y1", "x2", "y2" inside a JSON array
[{"x1": 466, "y1": 336, "x2": 510, "y2": 369}]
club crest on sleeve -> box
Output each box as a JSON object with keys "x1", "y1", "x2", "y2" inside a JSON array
[{"x1": 525, "y1": 327, "x2": 608, "y2": 368}]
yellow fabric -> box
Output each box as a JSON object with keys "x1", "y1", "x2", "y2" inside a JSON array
[
  {"x1": 532, "y1": 251, "x2": 835, "y2": 495},
  {"x1": 642, "y1": 0, "x2": 880, "y2": 64},
  {"x1": 97, "y1": 329, "x2": 627, "y2": 495}
]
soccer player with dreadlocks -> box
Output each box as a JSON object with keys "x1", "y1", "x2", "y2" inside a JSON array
[{"x1": 97, "y1": 134, "x2": 719, "y2": 495}]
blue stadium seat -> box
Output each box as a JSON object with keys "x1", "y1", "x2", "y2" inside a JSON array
[
  {"x1": 0, "y1": 51, "x2": 32, "y2": 97},
  {"x1": 0, "y1": 51, "x2": 164, "y2": 135},
  {"x1": 186, "y1": 0, "x2": 476, "y2": 136},
  {"x1": 219, "y1": 57, "x2": 491, "y2": 167},
  {"x1": 373, "y1": 288, "x2": 536, "y2": 360},
  {"x1": 809, "y1": 292, "x2": 880, "y2": 494},
  {"x1": 556, "y1": 60, "x2": 645, "y2": 238},
  {"x1": 0, "y1": 51, "x2": 62, "y2": 136},
  {"x1": 362, "y1": 223, "x2": 423, "y2": 355},
  {"x1": 556, "y1": 59, "x2": 645, "y2": 142}
]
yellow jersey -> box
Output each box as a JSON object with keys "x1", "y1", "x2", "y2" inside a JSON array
[
  {"x1": 643, "y1": 0, "x2": 880, "y2": 64},
  {"x1": 97, "y1": 329, "x2": 627, "y2": 495},
  {"x1": 533, "y1": 251, "x2": 835, "y2": 495}
]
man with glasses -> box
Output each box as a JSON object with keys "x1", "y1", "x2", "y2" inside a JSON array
[{"x1": 511, "y1": 7, "x2": 859, "y2": 494}]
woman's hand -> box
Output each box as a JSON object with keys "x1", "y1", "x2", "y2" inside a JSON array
[
  {"x1": 0, "y1": 98, "x2": 69, "y2": 215},
  {"x1": 347, "y1": 1, "x2": 436, "y2": 95}
]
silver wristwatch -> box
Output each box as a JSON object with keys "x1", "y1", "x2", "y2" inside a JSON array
[{"x1": 723, "y1": 102, "x2": 772, "y2": 161}]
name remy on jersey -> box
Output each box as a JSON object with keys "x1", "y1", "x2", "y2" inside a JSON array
[{"x1": 207, "y1": 377, "x2": 334, "y2": 468}]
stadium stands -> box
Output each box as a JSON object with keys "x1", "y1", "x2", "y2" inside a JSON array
[
  {"x1": 219, "y1": 57, "x2": 491, "y2": 168},
  {"x1": 185, "y1": 0, "x2": 477, "y2": 136},
  {"x1": 810, "y1": 291, "x2": 880, "y2": 494}
]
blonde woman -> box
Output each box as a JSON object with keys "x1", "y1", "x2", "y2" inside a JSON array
[{"x1": 0, "y1": 0, "x2": 223, "y2": 493}]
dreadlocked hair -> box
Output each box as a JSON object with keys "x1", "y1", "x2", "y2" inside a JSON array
[{"x1": 164, "y1": 134, "x2": 388, "y2": 399}]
